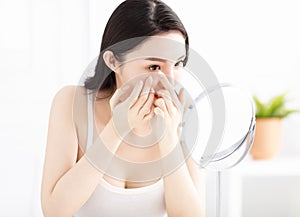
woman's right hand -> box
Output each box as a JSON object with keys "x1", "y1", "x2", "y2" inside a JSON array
[{"x1": 109, "y1": 76, "x2": 155, "y2": 139}]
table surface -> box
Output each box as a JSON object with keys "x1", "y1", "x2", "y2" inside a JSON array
[{"x1": 228, "y1": 154, "x2": 300, "y2": 176}]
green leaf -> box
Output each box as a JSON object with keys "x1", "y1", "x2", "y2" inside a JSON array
[
  {"x1": 266, "y1": 92, "x2": 287, "y2": 116},
  {"x1": 253, "y1": 92, "x2": 299, "y2": 118},
  {"x1": 253, "y1": 95, "x2": 267, "y2": 117},
  {"x1": 280, "y1": 109, "x2": 300, "y2": 118}
]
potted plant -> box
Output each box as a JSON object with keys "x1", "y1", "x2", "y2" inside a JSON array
[{"x1": 250, "y1": 92, "x2": 299, "y2": 160}]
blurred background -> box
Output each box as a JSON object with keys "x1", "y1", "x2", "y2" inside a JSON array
[{"x1": 0, "y1": 0, "x2": 299, "y2": 216}]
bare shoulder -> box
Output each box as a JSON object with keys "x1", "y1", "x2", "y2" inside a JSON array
[
  {"x1": 52, "y1": 85, "x2": 86, "y2": 102},
  {"x1": 48, "y1": 85, "x2": 89, "y2": 139},
  {"x1": 50, "y1": 85, "x2": 88, "y2": 111},
  {"x1": 49, "y1": 85, "x2": 90, "y2": 150}
]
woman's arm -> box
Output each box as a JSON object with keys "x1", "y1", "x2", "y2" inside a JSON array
[
  {"x1": 160, "y1": 139, "x2": 205, "y2": 217},
  {"x1": 153, "y1": 76, "x2": 206, "y2": 217},
  {"x1": 41, "y1": 86, "x2": 121, "y2": 217},
  {"x1": 186, "y1": 157, "x2": 206, "y2": 215}
]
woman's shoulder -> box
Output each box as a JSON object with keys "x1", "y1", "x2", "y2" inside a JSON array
[
  {"x1": 51, "y1": 85, "x2": 89, "y2": 104},
  {"x1": 53, "y1": 85, "x2": 87, "y2": 99},
  {"x1": 50, "y1": 85, "x2": 89, "y2": 114}
]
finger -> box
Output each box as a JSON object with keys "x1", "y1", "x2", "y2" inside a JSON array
[
  {"x1": 156, "y1": 89, "x2": 174, "y2": 115},
  {"x1": 109, "y1": 85, "x2": 129, "y2": 109},
  {"x1": 142, "y1": 75, "x2": 153, "y2": 94},
  {"x1": 154, "y1": 98, "x2": 168, "y2": 115},
  {"x1": 178, "y1": 88, "x2": 188, "y2": 113},
  {"x1": 125, "y1": 80, "x2": 144, "y2": 107},
  {"x1": 144, "y1": 105, "x2": 155, "y2": 120},
  {"x1": 152, "y1": 107, "x2": 165, "y2": 140},
  {"x1": 130, "y1": 76, "x2": 153, "y2": 109},
  {"x1": 138, "y1": 92, "x2": 154, "y2": 117},
  {"x1": 156, "y1": 89, "x2": 172, "y2": 101},
  {"x1": 154, "y1": 107, "x2": 164, "y2": 118},
  {"x1": 178, "y1": 88, "x2": 184, "y2": 103},
  {"x1": 157, "y1": 72, "x2": 181, "y2": 109}
]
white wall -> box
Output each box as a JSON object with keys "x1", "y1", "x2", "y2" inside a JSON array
[{"x1": 0, "y1": 0, "x2": 299, "y2": 216}]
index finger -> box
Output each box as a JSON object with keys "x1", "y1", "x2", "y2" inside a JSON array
[
  {"x1": 157, "y1": 72, "x2": 182, "y2": 110},
  {"x1": 110, "y1": 88, "x2": 125, "y2": 109}
]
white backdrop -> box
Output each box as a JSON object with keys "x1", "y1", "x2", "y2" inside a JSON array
[{"x1": 0, "y1": 0, "x2": 299, "y2": 216}]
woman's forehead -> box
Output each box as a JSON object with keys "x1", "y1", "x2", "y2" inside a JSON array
[{"x1": 124, "y1": 35, "x2": 186, "y2": 63}]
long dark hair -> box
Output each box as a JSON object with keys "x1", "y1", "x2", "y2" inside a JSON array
[{"x1": 84, "y1": 0, "x2": 189, "y2": 99}]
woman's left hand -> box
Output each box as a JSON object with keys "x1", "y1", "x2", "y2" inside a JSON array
[{"x1": 153, "y1": 72, "x2": 187, "y2": 156}]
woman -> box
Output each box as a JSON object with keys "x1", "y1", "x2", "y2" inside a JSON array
[{"x1": 41, "y1": 0, "x2": 205, "y2": 216}]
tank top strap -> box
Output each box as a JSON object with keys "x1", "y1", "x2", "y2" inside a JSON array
[{"x1": 86, "y1": 91, "x2": 95, "y2": 150}]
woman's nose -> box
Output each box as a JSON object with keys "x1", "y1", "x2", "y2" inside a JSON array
[{"x1": 161, "y1": 66, "x2": 175, "y2": 84}]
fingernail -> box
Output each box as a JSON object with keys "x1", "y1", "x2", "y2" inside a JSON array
[
  {"x1": 150, "y1": 87, "x2": 155, "y2": 93},
  {"x1": 138, "y1": 80, "x2": 143, "y2": 86},
  {"x1": 122, "y1": 85, "x2": 130, "y2": 91},
  {"x1": 158, "y1": 71, "x2": 164, "y2": 77}
]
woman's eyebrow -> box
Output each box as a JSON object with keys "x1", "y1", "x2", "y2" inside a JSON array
[
  {"x1": 145, "y1": 57, "x2": 167, "y2": 62},
  {"x1": 145, "y1": 55, "x2": 186, "y2": 62}
]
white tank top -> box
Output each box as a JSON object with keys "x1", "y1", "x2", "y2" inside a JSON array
[{"x1": 73, "y1": 90, "x2": 167, "y2": 217}]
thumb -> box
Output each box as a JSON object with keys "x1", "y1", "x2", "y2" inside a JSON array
[
  {"x1": 154, "y1": 107, "x2": 164, "y2": 118},
  {"x1": 109, "y1": 86, "x2": 128, "y2": 109},
  {"x1": 151, "y1": 107, "x2": 166, "y2": 142}
]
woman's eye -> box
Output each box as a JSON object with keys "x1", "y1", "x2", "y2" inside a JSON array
[
  {"x1": 149, "y1": 65, "x2": 161, "y2": 71},
  {"x1": 175, "y1": 60, "x2": 184, "y2": 67}
]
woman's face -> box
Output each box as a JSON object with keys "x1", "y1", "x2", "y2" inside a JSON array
[{"x1": 113, "y1": 31, "x2": 186, "y2": 89}]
